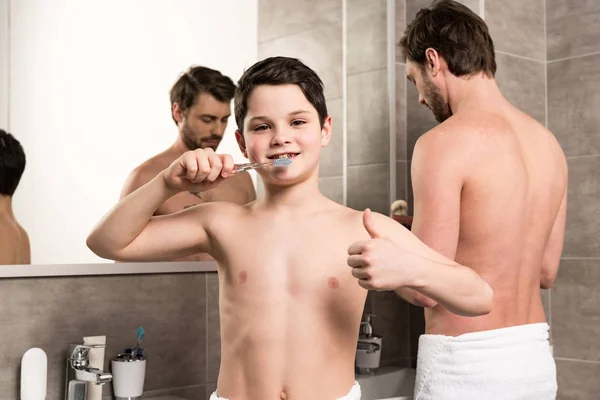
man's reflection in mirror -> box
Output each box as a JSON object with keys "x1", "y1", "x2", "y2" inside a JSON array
[
  {"x1": 119, "y1": 66, "x2": 256, "y2": 261},
  {"x1": 0, "y1": 129, "x2": 30, "y2": 265}
]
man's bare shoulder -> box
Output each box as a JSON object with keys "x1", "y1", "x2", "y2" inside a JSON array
[
  {"x1": 121, "y1": 152, "x2": 175, "y2": 198},
  {"x1": 219, "y1": 170, "x2": 256, "y2": 201},
  {"x1": 412, "y1": 119, "x2": 479, "y2": 178},
  {"x1": 418, "y1": 115, "x2": 484, "y2": 150}
]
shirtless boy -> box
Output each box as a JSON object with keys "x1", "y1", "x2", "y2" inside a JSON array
[
  {"x1": 0, "y1": 129, "x2": 30, "y2": 265},
  {"x1": 120, "y1": 66, "x2": 256, "y2": 261},
  {"x1": 363, "y1": 1, "x2": 567, "y2": 398},
  {"x1": 87, "y1": 57, "x2": 492, "y2": 400}
]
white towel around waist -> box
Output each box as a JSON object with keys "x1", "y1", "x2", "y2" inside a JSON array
[{"x1": 414, "y1": 322, "x2": 557, "y2": 400}]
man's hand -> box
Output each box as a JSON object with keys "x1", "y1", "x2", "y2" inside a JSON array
[
  {"x1": 347, "y1": 209, "x2": 415, "y2": 291},
  {"x1": 163, "y1": 148, "x2": 234, "y2": 193}
]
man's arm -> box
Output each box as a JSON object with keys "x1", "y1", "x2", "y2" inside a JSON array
[
  {"x1": 394, "y1": 129, "x2": 464, "y2": 307},
  {"x1": 541, "y1": 188, "x2": 567, "y2": 289},
  {"x1": 354, "y1": 211, "x2": 492, "y2": 317}
]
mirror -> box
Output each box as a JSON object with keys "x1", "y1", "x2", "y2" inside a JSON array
[{"x1": 1, "y1": 0, "x2": 397, "y2": 269}]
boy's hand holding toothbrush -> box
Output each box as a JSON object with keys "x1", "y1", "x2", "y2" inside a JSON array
[{"x1": 163, "y1": 148, "x2": 235, "y2": 193}]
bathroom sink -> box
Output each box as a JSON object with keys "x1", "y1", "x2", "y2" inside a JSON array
[{"x1": 356, "y1": 366, "x2": 415, "y2": 400}]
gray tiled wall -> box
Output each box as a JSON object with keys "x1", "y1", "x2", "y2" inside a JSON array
[
  {"x1": 546, "y1": 2, "x2": 600, "y2": 397},
  {"x1": 346, "y1": 0, "x2": 390, "y2": 216},
  {"x1": 0, "y1": 272, "x2": 217, "y2": 400}
]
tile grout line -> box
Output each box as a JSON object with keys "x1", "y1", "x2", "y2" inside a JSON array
[
  {"x1": 342, "y1": 0, "x2": 348, "y2": 206},
  {"x1": 404, "y1": 0, "x2": 409, "y2": 203},
  {"x1": 543, "y1": 0, "x2": 548, "y2": 130},
  {"x1": 6, "y1": 0, "x2": 10, "y2": 130},
  {"x1": 347, "y1": 66, "x2": 389, "y2": 78},
  {"x1": 555, "y1": 357, "x2": 600, "y2": 364},
  {"x1": 388, "y1": 0, "x2": 397, "y2": 207},
  {"x1": 495, "y1": 50, "x2": 545, "y2": 64},
  {"x1": 565, "y1": 154, "x2": 600, "y2": 160},
  {"x1": 205, "y1": 274, "x2": 208, "y2": 386},
  {"x1": 348, "y1": 162, "x2": 391, "y2": 168},
  {"x1": 548, "y1": 50, "x2": 600, "y2": 64},
  {"x1": 257, "y1": 22, "x2": 340, "y2": 46}
]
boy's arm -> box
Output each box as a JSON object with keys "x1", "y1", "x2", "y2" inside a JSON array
[{"x1": 87, "y1": 149, "x2": 233, "y2": 261}]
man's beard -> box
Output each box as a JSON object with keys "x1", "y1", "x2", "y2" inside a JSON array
[
  {"x1": 182, "y1": 124, "x2": 222, "y2": 151},
  {"x1": 423, "y1": 77, "x2": 452, "y2": 123}
]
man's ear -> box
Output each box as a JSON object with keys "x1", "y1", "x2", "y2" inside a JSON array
[
  {"x1": 235, "y1": 130, "x2": 248, "y2": 158},
  {"x1": 320, "y1": 116, "x2": 332, "y2": 147},
  {"x1": 425, "y1": 48, "x2": 442, "y2": 77},
  {"x1": 172, "y1": 103, "x2": 184, "y2": 124}
]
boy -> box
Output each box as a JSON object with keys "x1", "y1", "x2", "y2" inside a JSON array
[{"x1": 87, "y1": 57, "x2": 492, "y2": 400}]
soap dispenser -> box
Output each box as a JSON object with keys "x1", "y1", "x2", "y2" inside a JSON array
[{"x1": 356, "y1": 313, "x2": 382, "y2": 374}]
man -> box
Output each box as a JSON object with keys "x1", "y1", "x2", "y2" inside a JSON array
[
  {"x1": 360, "y1": 1, "x2": 567, "y2": 399},
  {"x1": 0, "y1": 129, "x2": 30, "y2": 265},
  {"x1": 120, "y1": 66, "x2": 256, "y2": 261},
  {"x1": 87, "y1": 57, "x2": 492, "y2": 400}
]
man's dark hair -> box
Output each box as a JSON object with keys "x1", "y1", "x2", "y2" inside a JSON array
[
  {"x1": 169, "y1": 66, "x2": 236, "y2": 124},
  {"x1": 399, "y1": 0, "x2": 496, "y2": 78},
  {"x1": 0, "y1": 129, "x2": 26, "y2": 196},
  {"x1": 234, "y1": 56, "x2": 328, "y2": 132}
]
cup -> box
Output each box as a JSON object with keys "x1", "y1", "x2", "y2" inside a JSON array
[{"x1": 111, "y1": 354, "x2": 146, "y2": 400}]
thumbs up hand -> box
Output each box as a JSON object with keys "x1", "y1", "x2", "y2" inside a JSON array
[{"x1": 347, "y1": 209, "x2": 412, "y2": 291}]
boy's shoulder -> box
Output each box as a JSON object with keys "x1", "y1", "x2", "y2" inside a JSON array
[{"x1": 316, "y1": 202, "x2": 368, "y2": 232}]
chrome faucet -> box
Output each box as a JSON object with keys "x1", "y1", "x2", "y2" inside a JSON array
[{"x1": 65, "y1": 344, "x2": 112, "y2": 400}]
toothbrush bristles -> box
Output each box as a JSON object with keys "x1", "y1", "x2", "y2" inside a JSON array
[{"x1": 273, "y1": 157, "x2": 292, "y2": 167}]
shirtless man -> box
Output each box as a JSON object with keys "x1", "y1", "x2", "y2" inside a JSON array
[
  {"x1": 0, "y1": 130, "x2": 30, "y2": 265},
  {"x1": 358, "y1": 1, "x2": 567, "y2": 398},
  {"x1": 120, "y1": 66, "x2": 256, "y2": 261},
  {"x1": 87, "y1": 57, "x2": 492, "y2": 400}
]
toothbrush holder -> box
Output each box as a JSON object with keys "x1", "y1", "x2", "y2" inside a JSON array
[{"x1": 111, "y1": 353, "x2": 146, "y2": 400}]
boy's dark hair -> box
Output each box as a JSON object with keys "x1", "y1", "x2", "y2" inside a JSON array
[
  {"x1": 399, "y1": 0, "x2": 496, "y2": 78},
  {"x1": 169, "y1": 66, "x2": 236, "y2": 124},
  {"x1": 0, "y1": 129, "x2": 26, "y2": 196},
  {"x1": 234, "y1": 57, "x2": 328, "y2": 132}
]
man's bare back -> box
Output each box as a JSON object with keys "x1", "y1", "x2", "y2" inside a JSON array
[
  {"x1": 0, "y1": 213, "x2": 30, "y2": 265},
  {"x1": 207, "y1": 198, "x2": 368, "y2": 399},
  {"x1": 414, "y1": 100, "x2": 567, "y2": 336},
  {"x1": 121, "y1": 148, "x2": 255, "y2": 261}
]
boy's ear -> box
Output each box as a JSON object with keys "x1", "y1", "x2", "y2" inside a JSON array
[
  {"x1": 320, "y1": 116, "x2": 332, "y2": 147},
  {"x1": 235, "y1": 130, "x2": 248, "y2": 158}
]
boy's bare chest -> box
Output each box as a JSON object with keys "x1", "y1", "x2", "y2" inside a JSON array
[{"x1": 219, "y1": 222, "x2": 364, "y2": 290}]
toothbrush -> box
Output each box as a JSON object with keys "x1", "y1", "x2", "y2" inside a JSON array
[
  {"x1": 234, "y1": 157, "x2": 292, "y2": 173},
  {"x1": 188, "y1": 158, "x2": 292, "y2": 199},
  {"x1": 131, "y1": 326, "x2": 144, "y2": 358}
]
